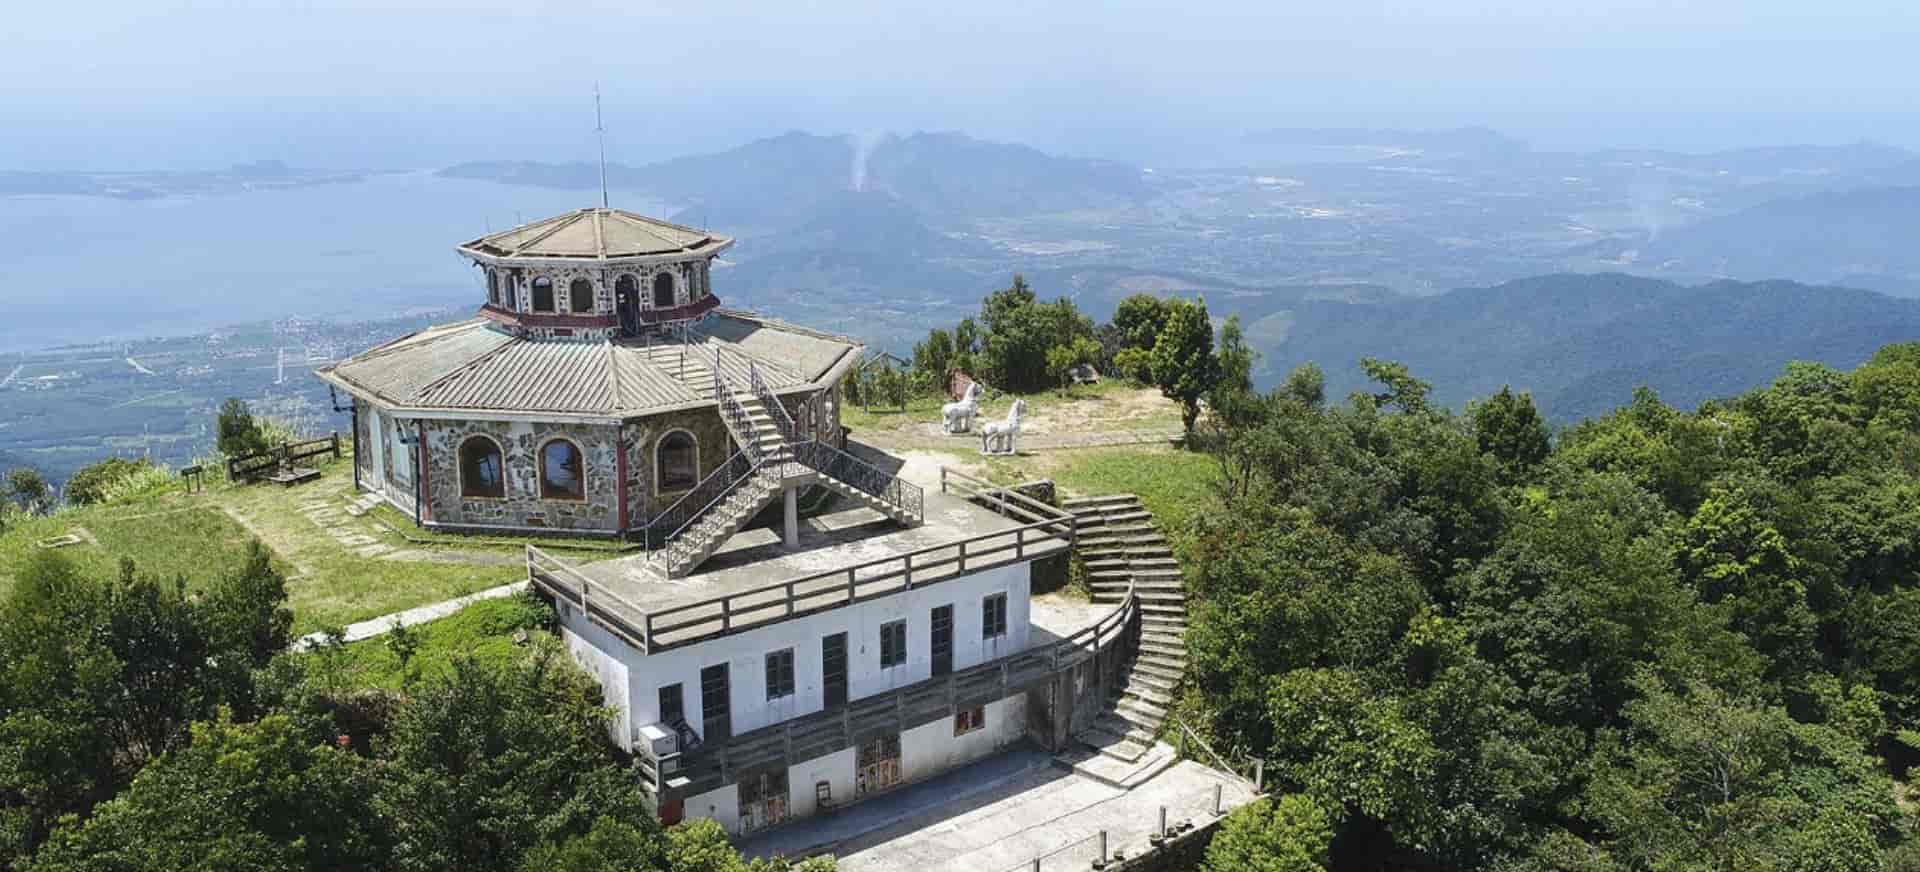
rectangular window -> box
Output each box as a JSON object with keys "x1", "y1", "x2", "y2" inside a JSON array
[
  {"x1": 982, "y1": 593, "x2": 1008, "y2": 639},
  {"x1": 765, "y1": 648, "x2": 795, "y2": 700},
  {"x1": 954, "y1": 705, "x2": 986, "y2": 736},
  {"x1": 658, "y1": 683, "x2": 684, "y2": 725},
  {"x1": 879, "y1": 620, "x2": 907, "y2": 668}
]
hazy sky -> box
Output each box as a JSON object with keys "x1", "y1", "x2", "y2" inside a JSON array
[{"x1": 5, "y1": 0, "x2": 1917, "y2": 169}]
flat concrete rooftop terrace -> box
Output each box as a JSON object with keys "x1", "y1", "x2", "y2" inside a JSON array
[{"x1": 557, "y1": 488, "x2": 1072, "y2": 650}]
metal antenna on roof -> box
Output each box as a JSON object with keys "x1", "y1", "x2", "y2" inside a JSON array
[{"x1": 594, "y1": 83, "x2": 610, "y2": 209}]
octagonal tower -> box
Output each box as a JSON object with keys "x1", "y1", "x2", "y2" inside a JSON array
[{"x1": 457, "y1": 208, "x2": 735, "y2": 341}]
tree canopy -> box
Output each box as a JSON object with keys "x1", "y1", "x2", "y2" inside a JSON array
[{"x1": 1182, "y1": 343, "x2": 1920, "y2": 870}]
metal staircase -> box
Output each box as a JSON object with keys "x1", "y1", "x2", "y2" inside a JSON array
[
  {"x1": 1063, "y1": 494, "x2": 1188, "y2": 763},
  {"x1": 643, "y1": 350, "x2": 924, "y2": 578}
]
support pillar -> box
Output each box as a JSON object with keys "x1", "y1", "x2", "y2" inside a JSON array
[{"x1": 783, "y1": 487, "x2": 800, "y2": 547}]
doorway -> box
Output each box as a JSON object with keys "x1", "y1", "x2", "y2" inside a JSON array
[
  {"x1": 700, "y1": 663, "x2": 731, "y2": 744},
  {"x1": 930, "y1": 604, "x2": 954, "y2": 677},
  {"x1": 822, "y1": 632, "x2": 848, "y2": 708}
]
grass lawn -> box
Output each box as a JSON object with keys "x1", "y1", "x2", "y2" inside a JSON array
[
  {"x1": 0, "y1": 501, "x2": 271, "y2": 600},
  {"x1": 3, "y1": 454, "x2": 531, "y2": 635},
  {"x1": 842, "y1": 380, "x2": 1183, "y2": 449},
  {"x1": 984, "y1": 444, "x2": 1222, "y2": 533},
  {"x1": 315, "y1": 594, "x2": 552, "y2": 691},
  {"x1": 213, "y1": 459, "x2": 528, "y2": 634}
]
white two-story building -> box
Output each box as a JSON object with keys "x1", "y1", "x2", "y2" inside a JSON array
[{"x1": 529, "y1": 466, "x2": 1136, "y2": 837}]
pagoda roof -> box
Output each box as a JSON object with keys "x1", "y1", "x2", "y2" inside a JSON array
[
  {"x1": 457, "y1": 207, "x2": 733, "y2": 262},
  {"x1": 317, "y1": 310, "x2": 860, "y2": 421}
]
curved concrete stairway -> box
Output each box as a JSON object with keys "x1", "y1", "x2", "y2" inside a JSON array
[{"x1": 1063, "y1": 493, "x2": 1188, "y2": 765}]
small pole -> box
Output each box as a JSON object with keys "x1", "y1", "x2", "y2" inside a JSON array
[
  {"x1": 1214, "y1": 783, "x2": 1223, "y2": 816},
  {"x1": 1158, "y1": 805, "x2": 1167, "y2": 838},
  {"x1": 1031, "y1": 860, "x2": 1040, "y2": 872},
  {"x1": 1099, "y1": 830, "x2": 1108, "y2": 863},
  {"x1": 1254, "y1": 758, "x2": 1265, "y2": 792}
]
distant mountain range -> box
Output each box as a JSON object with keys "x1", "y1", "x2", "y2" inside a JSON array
[
  {"x1": 439, "y1": 130, "x2": 1150, "y2": 230},
  {"x1": 1259, "y1": 273, "x2": 1920, "y2": 421},
  {"x1": 1639, "y1": 186, "x2": 1920, "y2": 298}
]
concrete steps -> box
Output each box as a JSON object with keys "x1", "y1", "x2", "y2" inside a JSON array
[
  {"x1": 640, "y1": 344, "x2": 718, "y2": 396},
  {"x1": 814, "y1": 475, "x2": 919, "y2": 527},
  {"x1": 1065, "y1": 493, "x2": 1193, "y2": 764},
  {"x1": 662, "y1": 470, "x2": 782, "y2": 578}
]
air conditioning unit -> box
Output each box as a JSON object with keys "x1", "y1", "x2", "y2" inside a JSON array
[{"x1": 638, "y1": 723, "x2": 680, "y2": 759}]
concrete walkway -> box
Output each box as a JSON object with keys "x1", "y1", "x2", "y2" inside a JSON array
[
  {"x1": 291, "y1": 580, "x2": 528, "y2": 650},
  {"x1": 738, "y1": 746, "x2": 1256, "y2": 872}
]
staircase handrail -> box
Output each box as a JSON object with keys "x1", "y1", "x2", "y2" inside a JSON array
[
  {"x1": 747, "y1": 361, "x2": 804, "y2": 445},
  {"x1": 643, "y1": 447, "x2": 754, "y2": 550},
  {"x1": 715, "y1": 374, "x2": 764, "y2": 466},
  {"x1": 1169, "y1": 715, "x2": 1264, "y2": 792},
  {"x1": 792, "y1": 439, "x2": 924, "y2": 522},
  {"x1": 663, "y1": 464, "x2": 779, "y2": 570}
]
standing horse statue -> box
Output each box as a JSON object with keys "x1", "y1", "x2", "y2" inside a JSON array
[
  {"x1": 980, "y1": 399, "x2": 1026, "y2": 456},
  {"x1": 941, "y1": 381, "x2": 985, "y2": 433}
]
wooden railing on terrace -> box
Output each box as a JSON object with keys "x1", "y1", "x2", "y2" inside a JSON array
[
  {"x1": 526, "y1": 467, "x2": 1077, "y2": 655},
  {"x1": 655, "y1": 578, "x2": 1139, "y2": 799}
]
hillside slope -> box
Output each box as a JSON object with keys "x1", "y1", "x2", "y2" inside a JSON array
[{"x1": 1259, "y1": 274, "x2": 1920, "y2": 420}]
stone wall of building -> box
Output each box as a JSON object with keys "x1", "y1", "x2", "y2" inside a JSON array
[
  {"x1": 421, "y1": 418, "x2": 621, "y2": 533},
  {"x1": 629, "y1": 404, "x2": 735, "y2": 525}
]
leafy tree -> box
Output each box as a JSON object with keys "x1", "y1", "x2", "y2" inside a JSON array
[
  {"x1": 64, "y1": 457, "x2": 152, "y2": 507},
  {"x1": 1584, "y1": 676, "x2": 1896, "y2": 871},
  {"x1": 1202, "y1": 795, "x2": 1335, "y2": 872},
  {"x1": 1044, "y1": 335, "x2": 1102, "y2": 395},
  {"x1": 5, "y1": 468, "x2": 49, "y2": 514},
  {"x1": 1469, "y1": 386, "x2": 1551, "y2": 485},
  {"x1": 1149, "y1": 297, "x2": 1218, "y2": 435},
  {"x1": 26, "y1": 713, "x2": 388, "y2": 872},
  {"x1": 371, "y1": 647, "x2": 650, "y2": 872},
  {"x1": 516, "y1": 817, "x2": 665, "y2": 872},
  {"x1": 1358, "y1": 358, "x2": 1431, "y2": 414},
  {"x1": 911, "y1": 328, "x2": 956, "y2": 394},
  {"x1": 1111, "y1": 293, "x2": 1171, "y2": 351},
  {"x1": 218, "y1": 398, "x2": 271, "y2": 458},
  {"x1": 1280, "y1": 363, "x2": 1326, "y2": 408},
  {"x1": 1111, "y1": 347, "x2": 1153, "y2": 384},
  {"x1": 976, "y1": 276, "x2": 1094, "y2": 393},
  {"x1": 1, "y1": 544, "x2": 293, "y2": 862}
]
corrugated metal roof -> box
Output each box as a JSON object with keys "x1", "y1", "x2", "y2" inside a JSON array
[
  {"x1": 694, "y1": 314, "x2": 857, "y2": 383},
  {"x1": 319, "y1": 313, "x2": 858, "y2": 418},
  {"x1": 459, "y1": 208, "x2": 728, "y2": 260}
]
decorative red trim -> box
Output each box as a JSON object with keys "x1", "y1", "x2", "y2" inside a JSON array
[
  {"x1": 640, "y1": 295, "x2": 722, "y2": 325},
  {"x1": 416, "y1": 421, "x2": 433, "y2": 523},
  {"x1": 478, "y1": 305, "x2": 617, "y2": 330}
]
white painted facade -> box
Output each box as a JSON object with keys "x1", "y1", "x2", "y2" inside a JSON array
[
  {"x1": 680, "y1": 695, "x2": 1029, "y2": 835},
  {"x1": 555, "y1": 559, "x2": 1034, "y2": 750}
]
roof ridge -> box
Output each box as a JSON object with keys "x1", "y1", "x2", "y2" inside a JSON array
[
  {"x1": 346, "y1": 319, "x2": 490, "y2": 364},
  {"x1": 409, "y1": 331, "x2": 526, "y2": 403},
  {"x1": 713, "y1": 308, "x2": 864, "y2": 347},
  {"x1": 604, "y1": 339, "x2": 623, "y2": 416},
  {"x1": 603, "y1": 208, "x2": 711, "y2": 239},
  {"x1": 504, "y1": 211, "x2": 584, "y2": 257}
]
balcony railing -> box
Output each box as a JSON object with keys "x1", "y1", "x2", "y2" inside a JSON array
[
  {"x1": 792, "y1": 439, "x2": 924, "y2": 522},
  {"x1": 654, "y1": 577, "x2": 1139, "y2": 798},
  {"x1": 525, "y1": 468, "x2": 1076, "y2": 655}
]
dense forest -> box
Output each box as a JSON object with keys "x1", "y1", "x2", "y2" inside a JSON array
[
  {"x1": 1188, "y1": 344, "x2": 1920, "y2": 870},
  {"x1": 0, "y1": 544, "x2": 831, "y2": 872}
]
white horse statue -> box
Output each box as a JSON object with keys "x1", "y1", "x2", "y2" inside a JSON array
[
  {"x1": 980, "y1": 399, "x2": 1026, "y2": 456},
  {"x1": 942, "y1": 382, "x2": 985, "y2": 433}
]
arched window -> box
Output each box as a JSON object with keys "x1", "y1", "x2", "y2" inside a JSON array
[
  {"x1": 615, "y1": 273, "x2": 638, "y2": 298},
  {"x1": 459, "y1": 436, "x2": 505, "y2": 499},
  {"x1": 539, "y1": 439, "x2": 585, "y2": 501},
  {"x1": 531, "y1": 276, "x2": 555, "y2": 313},
  {"x1": 657, "y1": 431, "x2": 697, "y2": 492},
  {"x1": 652, "y1": 272, "x2": 676, "y2": 309},
  {"x1": 569, "y1": 278, "x2": 595, "y2": 314}
]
